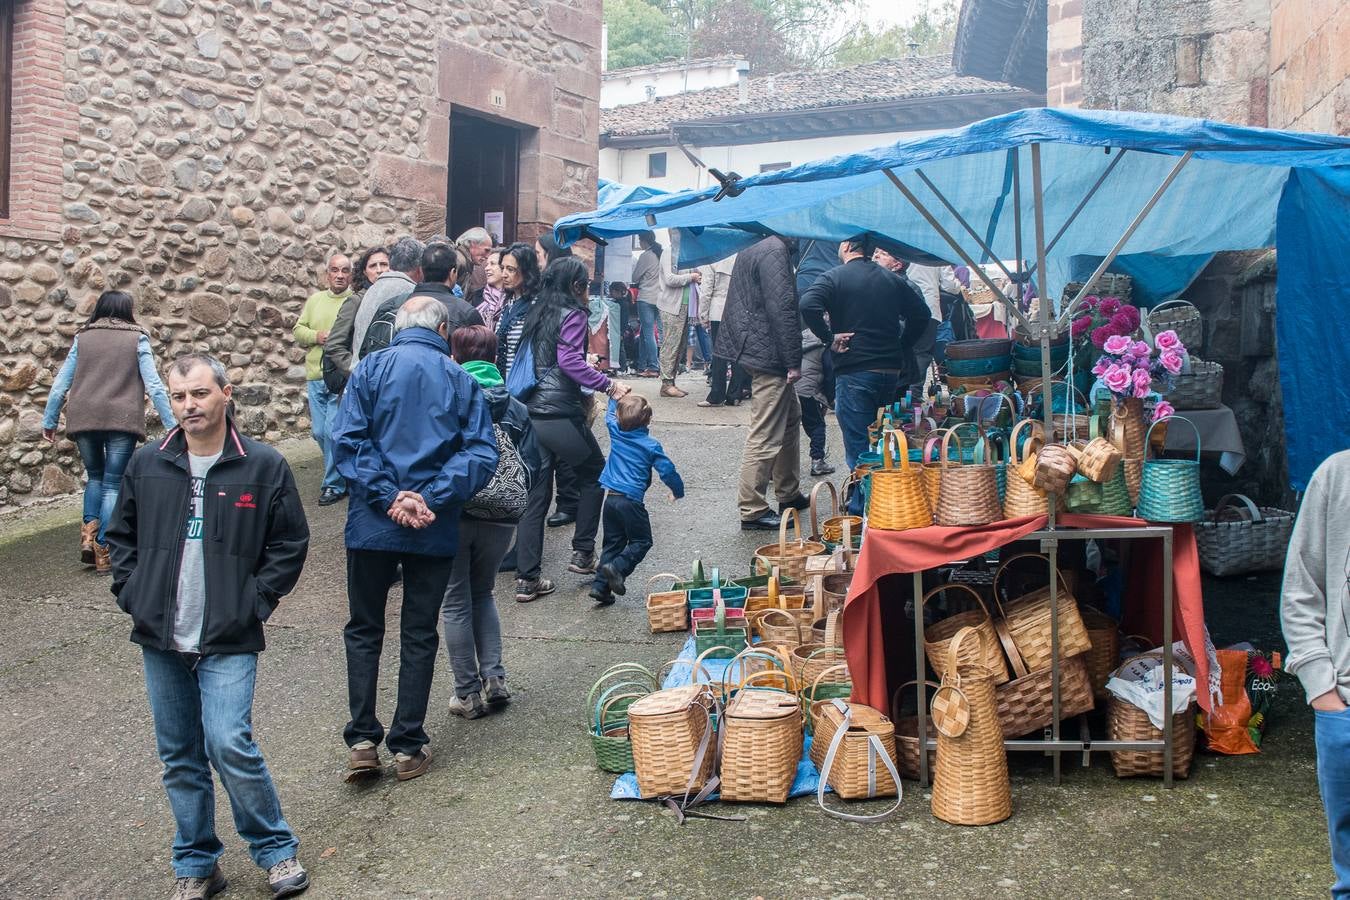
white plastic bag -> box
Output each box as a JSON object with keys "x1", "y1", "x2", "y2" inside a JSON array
[{"x1": 1105, "y1": 641, "x2": 1198, "y2": 730}]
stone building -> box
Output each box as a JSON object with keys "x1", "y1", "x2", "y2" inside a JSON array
[{"x1": 0, "y1": 0, "x2": 601, "y2": 506}]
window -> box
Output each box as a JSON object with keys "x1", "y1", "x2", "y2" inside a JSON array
[
  {"x1": 760, "y1": 162, "x2": 790, "y2": 173},
  {"x1": 0, "y1": 0, "x2": 12, "y2": 219},
  {"x1": 648, "y1": 152, "x2": 667, "y2": 179}
]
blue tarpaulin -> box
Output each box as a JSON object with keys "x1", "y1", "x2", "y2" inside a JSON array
[{"x1": 559, "y1": 108, "x2": 1350, "y2": 488}]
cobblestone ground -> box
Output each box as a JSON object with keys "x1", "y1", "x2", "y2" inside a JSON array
[{"x1": 0, "y1": 374, "x2": 1329, "y2": 898}]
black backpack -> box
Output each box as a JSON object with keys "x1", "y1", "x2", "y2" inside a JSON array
[{"x1": 359, "y1": 296, "x2": 401, "y2": 358}]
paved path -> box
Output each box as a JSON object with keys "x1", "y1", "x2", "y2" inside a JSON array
[{"x1": 0, "y1": 373, "x2": 1329, "y2": 898}]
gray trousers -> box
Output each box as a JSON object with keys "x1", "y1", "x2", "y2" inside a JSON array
[{"x1": 440, "y1": 518, "x2": 514, "y2": 698}]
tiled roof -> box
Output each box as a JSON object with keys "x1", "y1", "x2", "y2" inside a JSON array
[
  {"x1": 601, "y1": 55, "x2": 1029, "y2": 137},
  {"x1": 603, "y1": 55, "x2": 745, "y2": 80}
]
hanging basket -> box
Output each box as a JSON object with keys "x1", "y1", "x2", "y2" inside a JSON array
[
  {"x1": 922, "y1": 583, "x2": 1011, "y2": 685},
  {"x1": 1033, "y1": 443, "x2": 1078, "y2": 495},
  {"x1": 1168, "y1": 358, "x2": 1223, "y2": 410},
  {"x1": 868, "y1": 429, "x2": 933, "y2": 531},
  {"x1": 1078, "y1": 431, "x2": 1124, "y2": 483},
  {"x1": 935, "y1": 428, "x2": 1002, "y2": 527},
  {"x1": 1194, "y1": 493, "x2": 1296, "y2": 577},
  {"x1": 1146, "y1": 298, "x2": 1202, "y2": 351},
  {"x1": 1136, "y1": 416, "x2": 1204, "y2": 523}
]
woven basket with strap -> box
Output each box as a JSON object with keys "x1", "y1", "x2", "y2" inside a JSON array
[
  {"x1": 1194, "y1": 493, "x2": 1296, "y2": 577},
  {"x1": 868, "y1": 429, "x2": 932, "y2": 531},
  {"x1": 813, "y1": 697, "x2": 903, "y2": 821},
  {"x1": 930, "y1": 628, "x2": 1011, "y2": 826}
]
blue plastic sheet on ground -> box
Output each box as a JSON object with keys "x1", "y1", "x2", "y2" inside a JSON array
[{"x1": 609, "y1": 636, "x2": 824, "y2": 801}]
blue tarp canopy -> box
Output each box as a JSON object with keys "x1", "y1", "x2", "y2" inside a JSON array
[{"x1": 558, "y1": 107, "x2": 1350, "y2": 488}]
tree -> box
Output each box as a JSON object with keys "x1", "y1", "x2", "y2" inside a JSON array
[
  {"x1": 832, "y1": 0, "x2": 959, "y2": 67},
  {"x1": 687, "y1": 0, "x2": 796, "y2": 74},
  {"x1": 605, "y1": 0, "x2": 680, "y2": 70}
]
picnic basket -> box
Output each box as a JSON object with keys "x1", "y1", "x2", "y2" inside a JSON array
[
  {"x1": 812, "y1": 698, "x2": 903, "y2": 821},
  {"x1": 628, "y1": 684, "x2": 719, "y2": 798},
  {"x1": 719, "y1": 673, "x2": 802, "y2": 804},
  {"x1": 1194, "y1": 493, "x2": 1296, "y2": 577},
  {"x1": 992, "y1": 621, "x2": 1096, "y2": 737}
]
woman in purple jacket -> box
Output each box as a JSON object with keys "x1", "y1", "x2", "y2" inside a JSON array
[{"x1": 512, "y1": 257, "x2": 631, "y2": 603}]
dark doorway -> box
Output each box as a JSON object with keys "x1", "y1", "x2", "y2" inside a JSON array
[{"x1": 447, "y1": 111, "x2": 519, "y2": 245}]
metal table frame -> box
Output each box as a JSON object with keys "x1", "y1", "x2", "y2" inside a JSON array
[{"x1": 909, "y1": 524, "x2": 1178, "y2": 787}]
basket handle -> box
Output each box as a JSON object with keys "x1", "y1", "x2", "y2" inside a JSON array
[
  {"x1": 992, "y1": 551, "x2": 1068, "y2": 608},
  {"x1": 992, "y1": 616, "x2": 1030, "y2": 680},
  {"x1": 1008, "y1": 419, "x2": 1042, "y2": 466},
  {"x1": 881, "y1": 429, "x2": 912, "y2": 473},
  {"x1": 1210, "y1": 493, "x2": 1263, "y2": 524},
  {"x1": 1149, "y1": 298, "x2": 1199, "y2": 317},
  {"x1": 944, "y1": 625, "x2": 988, "y2": 683},
  {"x1": 737, "y1": 668, "x2": 798, "y2": 695},
  {"x1": 816, "y1": 699, "x2": 903, "y2": 822},
  {"x1": 760, "y1": 608, "x2": 806, "y2": 644},
  {"x1": 778, "y1": 507, "x2": 804, "y2": 556},
  {"x1": 922, "y1": 429, "x2": 948, "y2": 464},
  {"x1": 840, "y1": 517, "x2": 856, "y2": 570},
  {"x1": 920, "y1": 582, "x2": 993, "y2": 626},
  {"x1": 723, "y1": 646, "x2": 793, "y2": 694},
  {"x1": 590, "y1": 680, "x2": 650, "y2": 731},
  {"x1": 809, "y1": 479, "x2": 839, "y2": 537},
  {"x1": 1146, "y1": 414, "x2": 1199, "y2": 463},
  {"x1": 692, "y1": 558, "x2": 706, "y2": 583},
  {"x1": 592, "y1": 690, "x2": 646, "y2": 734},
  {"x1": 807, "y1": 663, "x2": 851, "y2": 704},
  {"x1": 646, "y1": 573, "x2": 681, "y2": 593},
  {"x1": 585, "y1": 666, "x2": 658, "y2": 716},
  {"x1": 939, "y1": 427, "x2": 967, "y2": 470},
  {"x1": 890, "y1": 679, "x2": 941, "y2": 721},
  {"x1": 657, "y1": 655, "x2": 716, "y2": 688}
]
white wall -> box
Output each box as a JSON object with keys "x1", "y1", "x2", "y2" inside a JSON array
[{"x1": 601, "y1": 62, "x2": 743, "y2": 108}]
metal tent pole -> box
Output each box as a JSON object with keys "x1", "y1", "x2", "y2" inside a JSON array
[
  {"x1": 1022, "y1": 149, "x2": 1130, "y2": 284},
  {"x1": 913, "y1": 168, "x2": 1022, "y2": 288}
]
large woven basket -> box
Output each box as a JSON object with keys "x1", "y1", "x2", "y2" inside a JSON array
[
  {"x1": 1147, "y1": 298, "x2": 1202, "y2": 351},
  {"x1": 1169, "y1": 358, "x2": 1223, "y2": 410},
  {"x1": 628, "y1": 684, "x2": 718, "y2": 798},
  {"x1": 1080, "y1": 606, "x2": 1121, "y2": 701},
  {"x1": 868, "y1": 430, "x2": 932, "y2": 531},
  {"x1": 752, "y1": 508, "x2": 827, "y2": 582},
  {"x1": 812, "y1": 698, "x2": 903, "y2": 821},
  {"x1": 1136, "y1": 416, "x2": 1204, "y2": 523},
  {"x1": 935, "y1": 429, "x2": 1002, "y2": 526},
  {"x1": 992, "y1": 622, "x2": 1096, "y2": 737},
  {"x1": 1106, "y1": 653, "x2": 1196, "y2": 778},
  {"x1": 1194, "y1": 493, "x2": 1296, "y2": 577},
  {"x1": 922, "y1": 583, "x2": 1011, "y2": 685},
  {"x1": 930, "y1": 629, "x2": 1011, "y2": 826},
  {"x1": 1004, "y1": 420, "x2": 1050, "y2": 517},
  {"x1": 994, "y1": 553, "x2": 1093, "y2": 670},
  {"x1": 720, "y1": 683, "x2": 802, "y2": 803}
]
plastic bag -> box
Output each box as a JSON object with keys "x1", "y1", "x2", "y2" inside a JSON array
[
  {"x1": 1200, "y1": 648, "x2": 1260, "y2": 755},
  {"x1": 1104, "y1": 643, "x2": 1198, "y2": 731}
]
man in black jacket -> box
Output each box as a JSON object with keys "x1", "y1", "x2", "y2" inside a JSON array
[
  {"x1": 714, "y1": 235, "x2": 809, "y2": 529},
  {"x1": 800, "y1": 236, "x2": 930, "y2": 491},
  {"x1": 106, "y1": 353, "x2": 311, "y2": 900},
  {"x1": 361, "y1": 242, "x2": 483, "y2": 357}
]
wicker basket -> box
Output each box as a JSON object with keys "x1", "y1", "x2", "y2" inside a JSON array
[
  {"x1": 920, "y1": 431, "x2": 947, "y2": 512},
  {"x1": 752, "y1": 508, "x2": 827, "y2": 582},
  {"x1": 994, "y1": 553, "x2": 1093, "y2": 670},
  {"x1": 755, "y1": 607, "x2": 813, "y2": 645},
  {"x1": 720, "y1": 682, "x2": 803, "y2": 804},
  {"x1": 890, "y1": 680, "x2": 939, "y2": 780},
  {"x1": 922, "y1": 583, "x2": 1011, "y2": 685},
  {"x1": 1122, "y1": 457, "x2": 1143, "y2": 506},
  {"x1": 1004, "y1": 420, "x2": 1050, "y2": 518},
  {"x1": 645, "y1": 574, "x2": 689, "y2": 633},
  {"x1": 586, "y1": 664, "x2": 659, "y2": 773},
  {"x1": 1063, "y1": 273, "x2": 1132, "y2": 303},
  {"x1": 935, "y1": 429, "x2": 1003, "y2": 526},
  {"x1": 1136, "y1": 417, "x2": 1204, "y2": 523},
  {"x1": 930, "y1": 629, "x2": 1011, "y2": 826},
  {"x1": 812, "y1": 698, "x2": 903, "y2": 821},
  {"x1": 868, "y1": 430, "x2": 932, "y2": 531},
  {"x1": 1147, "y1": 298, "x2": 1202, "y2": 351},
  {"x1": 808, "y1": 479, "x2": 862, "y2": 546},
  {"x1": 992, "y1": 622, "x2": 1096, "y2": 738},
  {"x1": 944, "y1": 338, "x2": 1012, "y2": 360},
  {"x1": 1078, "y1": 436, "x2": 1123, "y2": 483},
  {"x1": 947, "y1": 372, "x2": 1010, "y2": 393},
  {"x1": 743, "y1": 567, "x2": 808, "y2": 614},
  {"x1": 1080, "y1": 606, "x2": 1121, "y2": 701},
  {"x1": 1168, "y1": 358, "x2": 1223, "y2": 410},
  {"x1": 790, "y1": 643, "x2": 848, "y2": 693},
  {"x1": 1106, "y1": 654, "x2": 1196, "y2": 778},
  {"x1": 628, "y1": 684, "x2": 718, "y2": 798},
  {"x1": 1032, "y1": 442, "x2": 1078, "y2": 495},
  {"x1": 1194, "y1": 493, "x2": 1297, "y2": 577}
]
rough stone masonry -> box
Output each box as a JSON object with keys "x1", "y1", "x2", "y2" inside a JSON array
[{"x1": 0, "y1": 0, "x2": 602, "y2": 507}]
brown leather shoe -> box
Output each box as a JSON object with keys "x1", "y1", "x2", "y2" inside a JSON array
[
  {"x1": 344, "y1": 741, "x2": 381, "y2": 783},
  {"x1": 660, "y1": 384, "x2": 688, "y2": 398},
  {"x1": 94, "y1": 543, "x2": 112, "y2": 576},
  {"x1": 80, "y1": 520, "x2": 99, "y2": 565},
  {"x1": 395, "y1": 747, "x2": 432, "y2": 781}
]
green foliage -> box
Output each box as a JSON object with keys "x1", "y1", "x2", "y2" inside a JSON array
[
  {"x1": 832, "y1": 0, "x2": 959, "y2": 66},
  {"x1": 605, "y1": 0, "x2": 679, "y2": 70}
]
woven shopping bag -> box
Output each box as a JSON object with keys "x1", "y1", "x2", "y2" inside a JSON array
[
  {"x1": 930, "y1": 628, "x2": 1012, "y2": 825},
  {"x1": 1136, "y1": 416, "x2": 1204, "y2": 523},
  {"x1": 868, "y1": 429, "x2": 932, "y2": 530}
]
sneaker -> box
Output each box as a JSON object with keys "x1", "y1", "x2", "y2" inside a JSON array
[
  {"x1": 171, "y1": 864, "x2": 227, "y2": 900},
  {"x1": 515, "y1": 577, "x2": 556, "y2": 603},
  {"x1": 266, "y1": 857, "x2": 309, "y2": 898},
  {"x1": 599, "y1": 563, "x2": 627, "y2": 596},
  {"x1": 567, "y1": 551, "x2": 597, "y2": 575},
  {"x1": 810, "y1": 458, "x2": 837, "y2": 476},
  {"x1": 318, "y1": 488, "x2": 341, "y2": 506},
  {"x1": 344, "y1": 740, "x2": 380, "y2": 783},
  {"x1": 448, "y1": 692, "x2": 487, "y2": 719},
  {"x1": 588, "y1": 585, "x2": 616, "y2": 606},
  {"x1": 395, "y1": 747, "x2": 432, "y2": 781},
  {"x1": 484, "y1": 675, "x2": 511, "y2": 706}
]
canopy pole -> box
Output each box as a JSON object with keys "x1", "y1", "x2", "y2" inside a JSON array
[
  {"x1": 1057, "y1": 151, "x2": 1195, "y2": 325},
  {"x1": 884, "y1": 169, "x2": 1034, "y2": 333},
  {"x1": 1030, "y1": 144, "x2": 1057, "y2": 531},
  {"x1": 1023, "y1": 149, "x2": 1130, "y2": 282},
  {"x1": 913, "y1": 168, "x2": 1021, "y2": 288}
]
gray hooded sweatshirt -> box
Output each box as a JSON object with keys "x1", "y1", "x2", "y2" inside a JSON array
[{"x1": 1282, "y1": 449, "x2": 1350, "y2": 704}]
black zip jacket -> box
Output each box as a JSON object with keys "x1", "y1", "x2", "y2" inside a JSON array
[
  {"x1": 105, "y1": 419, "x2": 310, "y2": 654},
  {"x1": 799, "y1": 257, "x2": 930, "y2": 376}
]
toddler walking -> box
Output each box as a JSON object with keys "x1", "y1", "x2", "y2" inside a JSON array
[{"x1": 590, "y1": 395, "x2": 684, "y2": 605}]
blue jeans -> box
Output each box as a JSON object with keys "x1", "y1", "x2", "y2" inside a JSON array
[
  {"x1": 637, "y1": 301, "x2": 660, "y2": 372},
  {"x1": 141, "y1": 647, "x2": 299, "y2": 878},
  {"x1": 689, "y1": 322, "x2": 711, "y2": 364},
  {"x1": 73, "y1": 431, "x2": 137, "y2": 545},
  {"x1": 306, "y1": 379, "x2": 344, "y2": 493},
  {"x1": 835, "y1": 370, "x2": 899, "y2": 515},
  {"x1": 1317, "y1": 707, "x2": 1350, "y2": 897}
]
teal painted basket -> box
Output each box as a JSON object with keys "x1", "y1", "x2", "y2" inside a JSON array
[
  {"x1": 947, "y1": 354, "x2": 1013, "y2": 377},
  {"x1": 1136, "y1": 417, "x2": 1204, "y2": 523}
]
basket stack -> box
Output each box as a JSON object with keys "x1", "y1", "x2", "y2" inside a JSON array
[{"x1": 945, "y1": 339, "x2": 1012, "y2": 387}]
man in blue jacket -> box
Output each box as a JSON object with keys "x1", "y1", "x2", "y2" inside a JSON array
[{"x1": 332, "y1": 296, "x2": 498, "y2": 783}]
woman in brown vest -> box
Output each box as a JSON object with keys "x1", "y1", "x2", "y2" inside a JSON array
[{"x1": 42, "y1": 291, "x2": 176, "y2": 573}]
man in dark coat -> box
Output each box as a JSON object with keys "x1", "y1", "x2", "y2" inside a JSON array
[{"x1": 714, "y1": 235, "x2": 809, "y2": 529}]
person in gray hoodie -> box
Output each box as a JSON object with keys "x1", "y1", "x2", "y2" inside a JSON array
[{"x1": 1281, "y1": 448, "x2": 1350, "y2": 896}]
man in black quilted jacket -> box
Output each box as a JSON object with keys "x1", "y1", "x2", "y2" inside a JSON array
[{"x1": 714, "y1": 235, "x2": 809, "y2": 530}]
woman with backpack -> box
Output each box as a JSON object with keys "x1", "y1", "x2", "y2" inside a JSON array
[
  {"x1": 510, "y1": 257, "x2": 630, "y2": 604},
  {"x1": 41, "y1": 290, "x2": 176, "y2": 573},
  {"x1": 441, "y1": 325, "x2": 538, "y2": 718}
]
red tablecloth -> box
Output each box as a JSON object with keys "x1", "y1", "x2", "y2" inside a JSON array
[{"x1": 842, "y1": 513, "x2": 1210, "y2": 713}]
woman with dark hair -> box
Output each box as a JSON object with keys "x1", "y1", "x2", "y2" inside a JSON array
[
  {"x1": 512, "y1": 257, "x2": 631, "y2": 604},
  {"x1": 493, "y1": 242, "x2": 544, "y2": 378},
  {"x1": 535, "y1": 231, "x2": 573, "y2": 267},
  {"x1": 439, "y1": 324, "x2": 537, "y2": 717},
  {"x1": 351, "y1": 246, "x2": 390, "y2": 293},
  {"x1": 42, "y1": 290, "x2": 176, "y2": 573},
  {"x1": 472, "y1": 247, "x2": 509, "y2": 334}
]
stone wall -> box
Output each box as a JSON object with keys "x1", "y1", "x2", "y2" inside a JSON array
[
  {"x1": 0, "y1": 0, "x2": 601, "y2": 507},
  {"x1": 1268, "y1": 0, "x2": 1349, "y2": 132},
  {"x1": 1046, "y1": 0, "x2": 1083, "y2": 107}
]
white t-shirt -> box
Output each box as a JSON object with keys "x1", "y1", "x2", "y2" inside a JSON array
[{"x1": 172, "y1": 451, "x2": 221, "y2": 653}]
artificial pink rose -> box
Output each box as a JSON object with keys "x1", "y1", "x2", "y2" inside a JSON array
[
  {"x1": 1133, "y1": 382, "x2": 1151, "y2": 399},
  {"x1": 1160, "y1": 348, "x2": 1183, "y2": 375},
  {"x1": 1071, "y1": 315, "x2": 1093, "y2": 338},
  {"x1": 1091, "y1": 326, "x2": 1111, "y2": 349},
  {"x1": 1132, "y1": 367, "x2": 1152, "y2": 391},
  {"x1": 1103, "y1": 334, "x2": 1131, "y2": 355},
  {"x1": 1152, "y1": 400, "x2": 1175, "y2": 421},
  {"x1": 1154, "y1": 329, "x2": 1181, "y2": 351},
  {"x1": 1092, "y1": 358, "x2": 1109, "y2": 377},
  {"x1": 1102, "y1": 364, "x2": 1132, "y2": 394},
  {"x1": 1131, "y1": 340, "x2": 1151, "y2": 357},
  {"x1": 1099, "y1": 297, "x2": 1121, "y2": 316},
  {"x1": 1082, "y1": 295, "x2": 1099, "y2": 310}
]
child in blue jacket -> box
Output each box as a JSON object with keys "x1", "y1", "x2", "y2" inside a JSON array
[{"x1": 590, "y1": 395, "x2": 684, "y2": 605}]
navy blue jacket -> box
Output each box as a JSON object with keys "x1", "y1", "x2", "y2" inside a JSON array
[
  {"x1": 599, "y1": 398, "x2": 684, "y2": 503},
  {"x1": 333, "y1": 327, "x2": 498, "y2": 555}
]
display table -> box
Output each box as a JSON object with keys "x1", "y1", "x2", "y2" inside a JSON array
[
  {"x1": 842, "y1": 513, "x2": 1209, "y2": 787},
  {"x1": 1165, "y1": 404, "x2": 1245, "y2": 474}
]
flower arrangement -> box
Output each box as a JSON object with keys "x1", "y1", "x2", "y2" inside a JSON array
[
  {"x1": 1090, "y1": 328, "x2": 1188, "y2": 420},
  {"x1": 1069, "y1": 295, "x2": 1143, "y2": 350}
]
